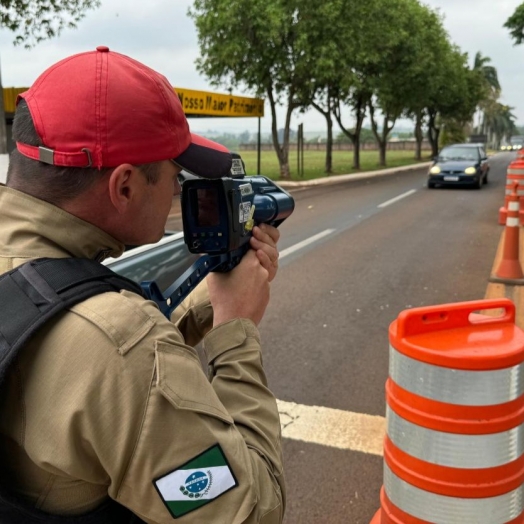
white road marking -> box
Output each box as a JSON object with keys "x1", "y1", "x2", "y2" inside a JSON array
[
  {"x1": 280, "y1": 229, "x2": 335, "y2": 259},
  {"x1": 277, "y1": 399, "x2": 386, "y2": 456},
  {"x1": 378, "y1": 189, "x2": 417, "y2": 208}
]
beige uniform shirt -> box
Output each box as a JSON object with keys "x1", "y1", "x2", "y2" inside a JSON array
[{"x1": 0, "y1": 185, "x2": 285, "y2": 523}]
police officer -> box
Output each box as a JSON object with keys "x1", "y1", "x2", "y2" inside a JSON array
[{"x1": 0, "y1": 47, "x2": 285, "y2": 523}]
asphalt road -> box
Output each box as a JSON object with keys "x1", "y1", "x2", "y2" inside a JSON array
[{"x1": 258, "y1": 152, "x2": 514, "y2": 523}]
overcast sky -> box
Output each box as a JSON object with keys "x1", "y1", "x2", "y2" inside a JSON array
[{"x1": 1, "y1": 0, "x2": 523, "y2": 136}]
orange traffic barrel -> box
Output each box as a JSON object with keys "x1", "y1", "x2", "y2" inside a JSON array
[
  {"x1": 371, "y1": 299, "x2": 524, "y2": 523},
  {"x1": 501, "y1": 159, "x2": 524, "y2": 225}
]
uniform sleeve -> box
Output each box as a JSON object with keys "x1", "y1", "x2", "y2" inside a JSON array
[
  {"x1": 204, "y1": 319, "x2": 286, "y2": 511},
  {"x1": 170, "y1": 279, "x2": 214, "y2": 346},
  {"x1": 114, "y1": 309, "x2": 285, "y2": 523}
]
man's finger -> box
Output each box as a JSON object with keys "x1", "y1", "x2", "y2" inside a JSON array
[
  {"x1": 255, "y1": 249, "x2": 278, "y2": 282},
  {"x1": 254, "y1": 224, "x2": 280, "y2": 246}
]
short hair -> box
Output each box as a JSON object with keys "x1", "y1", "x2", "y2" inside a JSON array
[{"x1": 7, "y1": 100, "x2": 161, "y2": 206}]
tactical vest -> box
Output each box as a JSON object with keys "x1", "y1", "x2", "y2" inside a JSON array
[{"x1": 0, "y1": 258, "x2": 146, "y2": 523}]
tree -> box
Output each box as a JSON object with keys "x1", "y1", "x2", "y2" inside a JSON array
[
  {"x1": 505, "y1": 3, "x2": 524, "y2": 45},
  {"x1": 402, "y1": 5, "x2": 449, "y2": 161},
  {"x1": 439, "y1": 119, "x2": 467, "y2": 147},
  {"x1": 0, "y1": 0, "x2": 100, "y2": 154},
  {"x1": 292, "y1": 0, "x2": 345, "y2": 174},
  {"x1": 330, "y1": 0, "x2": 429, "y2": 170},
  {"x1": 1, "y1": 0, "x2": 100, "y2": 48},
  {"x1": 471, "y1": 52, "x2": 501, "y2": 137},
  {"x1": 367, "y1": 0, "x2": 430, "y2": 167},
  {"x1": 331, "y1": 0, "x2": 383, "y2": 171},
  {"x1": 473, "y1": 52, "x2": 500, "y2": 93},
  {"x1": 190, "y1": 0, "x2": 313, "y2": 180},
  {"x1": 425, "y1": 46, "x2": 482, "y2": 157},
  {"x1": 483, "y1": 103, "x2": 516, "y2": 148}
]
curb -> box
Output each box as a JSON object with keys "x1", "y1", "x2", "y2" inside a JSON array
[{"x1": 276, "y1": 162, "x2": 433, "y2": 190}]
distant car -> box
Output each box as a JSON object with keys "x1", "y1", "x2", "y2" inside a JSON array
[
  {"x1": 509, "y1": 136, "x2": 524, "y2": 150},
  {"x1": 500, "y1": 144, "x2": 512, "y2": 151},
  {"x1": 427, "y1": 143, "x2": 489, "y2": 189}
]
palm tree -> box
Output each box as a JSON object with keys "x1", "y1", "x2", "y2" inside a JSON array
[
  {"x1": 472, "y1": 52, "x2": 501, "y2": 136},
  {"x1": 505, "y1": 3, "x2": 524, "y2": 45},
  {"x1": 473, "y1": 52, "x2": 501, "y2": 92},
  {"x1": 483, "y1": 103, "x2": 516, "y2": 148}
]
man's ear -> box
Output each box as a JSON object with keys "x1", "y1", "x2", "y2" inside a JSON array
[{"x1": 107, "y1": 164, "x2": 141, "y2": 214}]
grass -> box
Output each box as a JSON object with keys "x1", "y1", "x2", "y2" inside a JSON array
[{"x1": 240, "y1": 149, "x2": 433, "y2": 181}]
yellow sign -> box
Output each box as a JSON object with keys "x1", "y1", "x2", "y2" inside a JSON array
[
  {"x1": 3, "y1": 87, "x2": 264, "y2": 118},
  {"x1": 175, "y1": 88, "x2": 264, "y2": 118},
  {"x1": 3, "y1": 87, "x2": 28, "y2": 114}
]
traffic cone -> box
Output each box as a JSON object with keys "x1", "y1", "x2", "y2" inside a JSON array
[
  {"x1": 499, "y1": 159, "x2": 524, "y2": 225},
  {"x1": 371, "y1": 299, "x2": 524, "y2": 523},
  {"x1": 491, "y1": 183, "x2": 524, "y2": 283}
]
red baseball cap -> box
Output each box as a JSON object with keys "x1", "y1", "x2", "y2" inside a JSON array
[{"x1": 15, "y1": 46, "x2": 232, "y2": 178}]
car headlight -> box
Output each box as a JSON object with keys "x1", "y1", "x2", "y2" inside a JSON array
[
  {"x1": 464, "y1": 167, "x2": 477, "y2": 175},
  {"x1": 429, "y1": 166, "x2": 441, "y2": 175}
]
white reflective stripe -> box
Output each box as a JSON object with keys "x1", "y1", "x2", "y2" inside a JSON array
[
  {"x1": 509, "y1": 201, "x2": 520, "y2": 211},
  {"x1": 387, "y1": 406, "x2": 524, "y2": 468},
  {"x1": 507, "y1": 169, "x2": 524, "y2": 175},
  {"x1": 507, "y1": 217, "x2": 520, "y2": 227},
  {"x1": 384, "y1": 463, "x2": 524, "y2": 523},
  {"x1": 389, "y1": 345, "x2": 524, "y2": 406}
]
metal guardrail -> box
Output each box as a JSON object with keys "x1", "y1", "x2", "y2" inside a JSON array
[{"x1": 103, "y1": 232, "x2": 200, "y2": 293}]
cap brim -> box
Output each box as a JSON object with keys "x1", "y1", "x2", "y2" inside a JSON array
[{"x1": 173, "y1": 133, "x2": 232, "y2": 179}]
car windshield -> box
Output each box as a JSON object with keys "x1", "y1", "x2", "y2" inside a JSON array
[{"x1": 439, "y1": 147, "x2": 479, "y2": 161}]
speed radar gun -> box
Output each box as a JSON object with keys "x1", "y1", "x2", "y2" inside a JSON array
[{"x1": 141, "y1": 154, "x2": 295, "y2": 319}]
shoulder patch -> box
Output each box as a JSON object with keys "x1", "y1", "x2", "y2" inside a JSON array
[{"x1": 153, "y1": 444, "x2": 238, "y2": 519}]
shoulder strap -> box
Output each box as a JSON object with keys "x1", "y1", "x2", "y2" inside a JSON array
[
  {"x1": 0, "y1": 257, "x2": 146, "y2": 523},
  {"x1": 0, "y1": 257, "x2": 144, "y2": 389}
]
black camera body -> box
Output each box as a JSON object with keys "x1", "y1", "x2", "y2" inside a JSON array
[
  {"x1": 141, "y1": 159, "x2": 294, "y2": 317},
  {"x1": 181, "y1": 175, "x2": 294, "y2": 265}
]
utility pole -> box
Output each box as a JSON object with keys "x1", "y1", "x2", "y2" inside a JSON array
[{"x1": 0, "y1": 55, "x2": 7, "y2": 154}]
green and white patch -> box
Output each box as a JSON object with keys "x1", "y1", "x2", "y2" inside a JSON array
[{"x1": 153, "y1": 444, "x2": 237, "y2": 519}]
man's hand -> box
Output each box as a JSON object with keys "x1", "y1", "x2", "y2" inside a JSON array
[
  {"x1": 207, "y1": 223, "x2": 280, "y2": 327},
  {"x1": 249, "y1": 224, "x2": 280, "y2": 282},
  {"x1": 208, "y1": 249, "x2": 270, "y2": 327}
]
